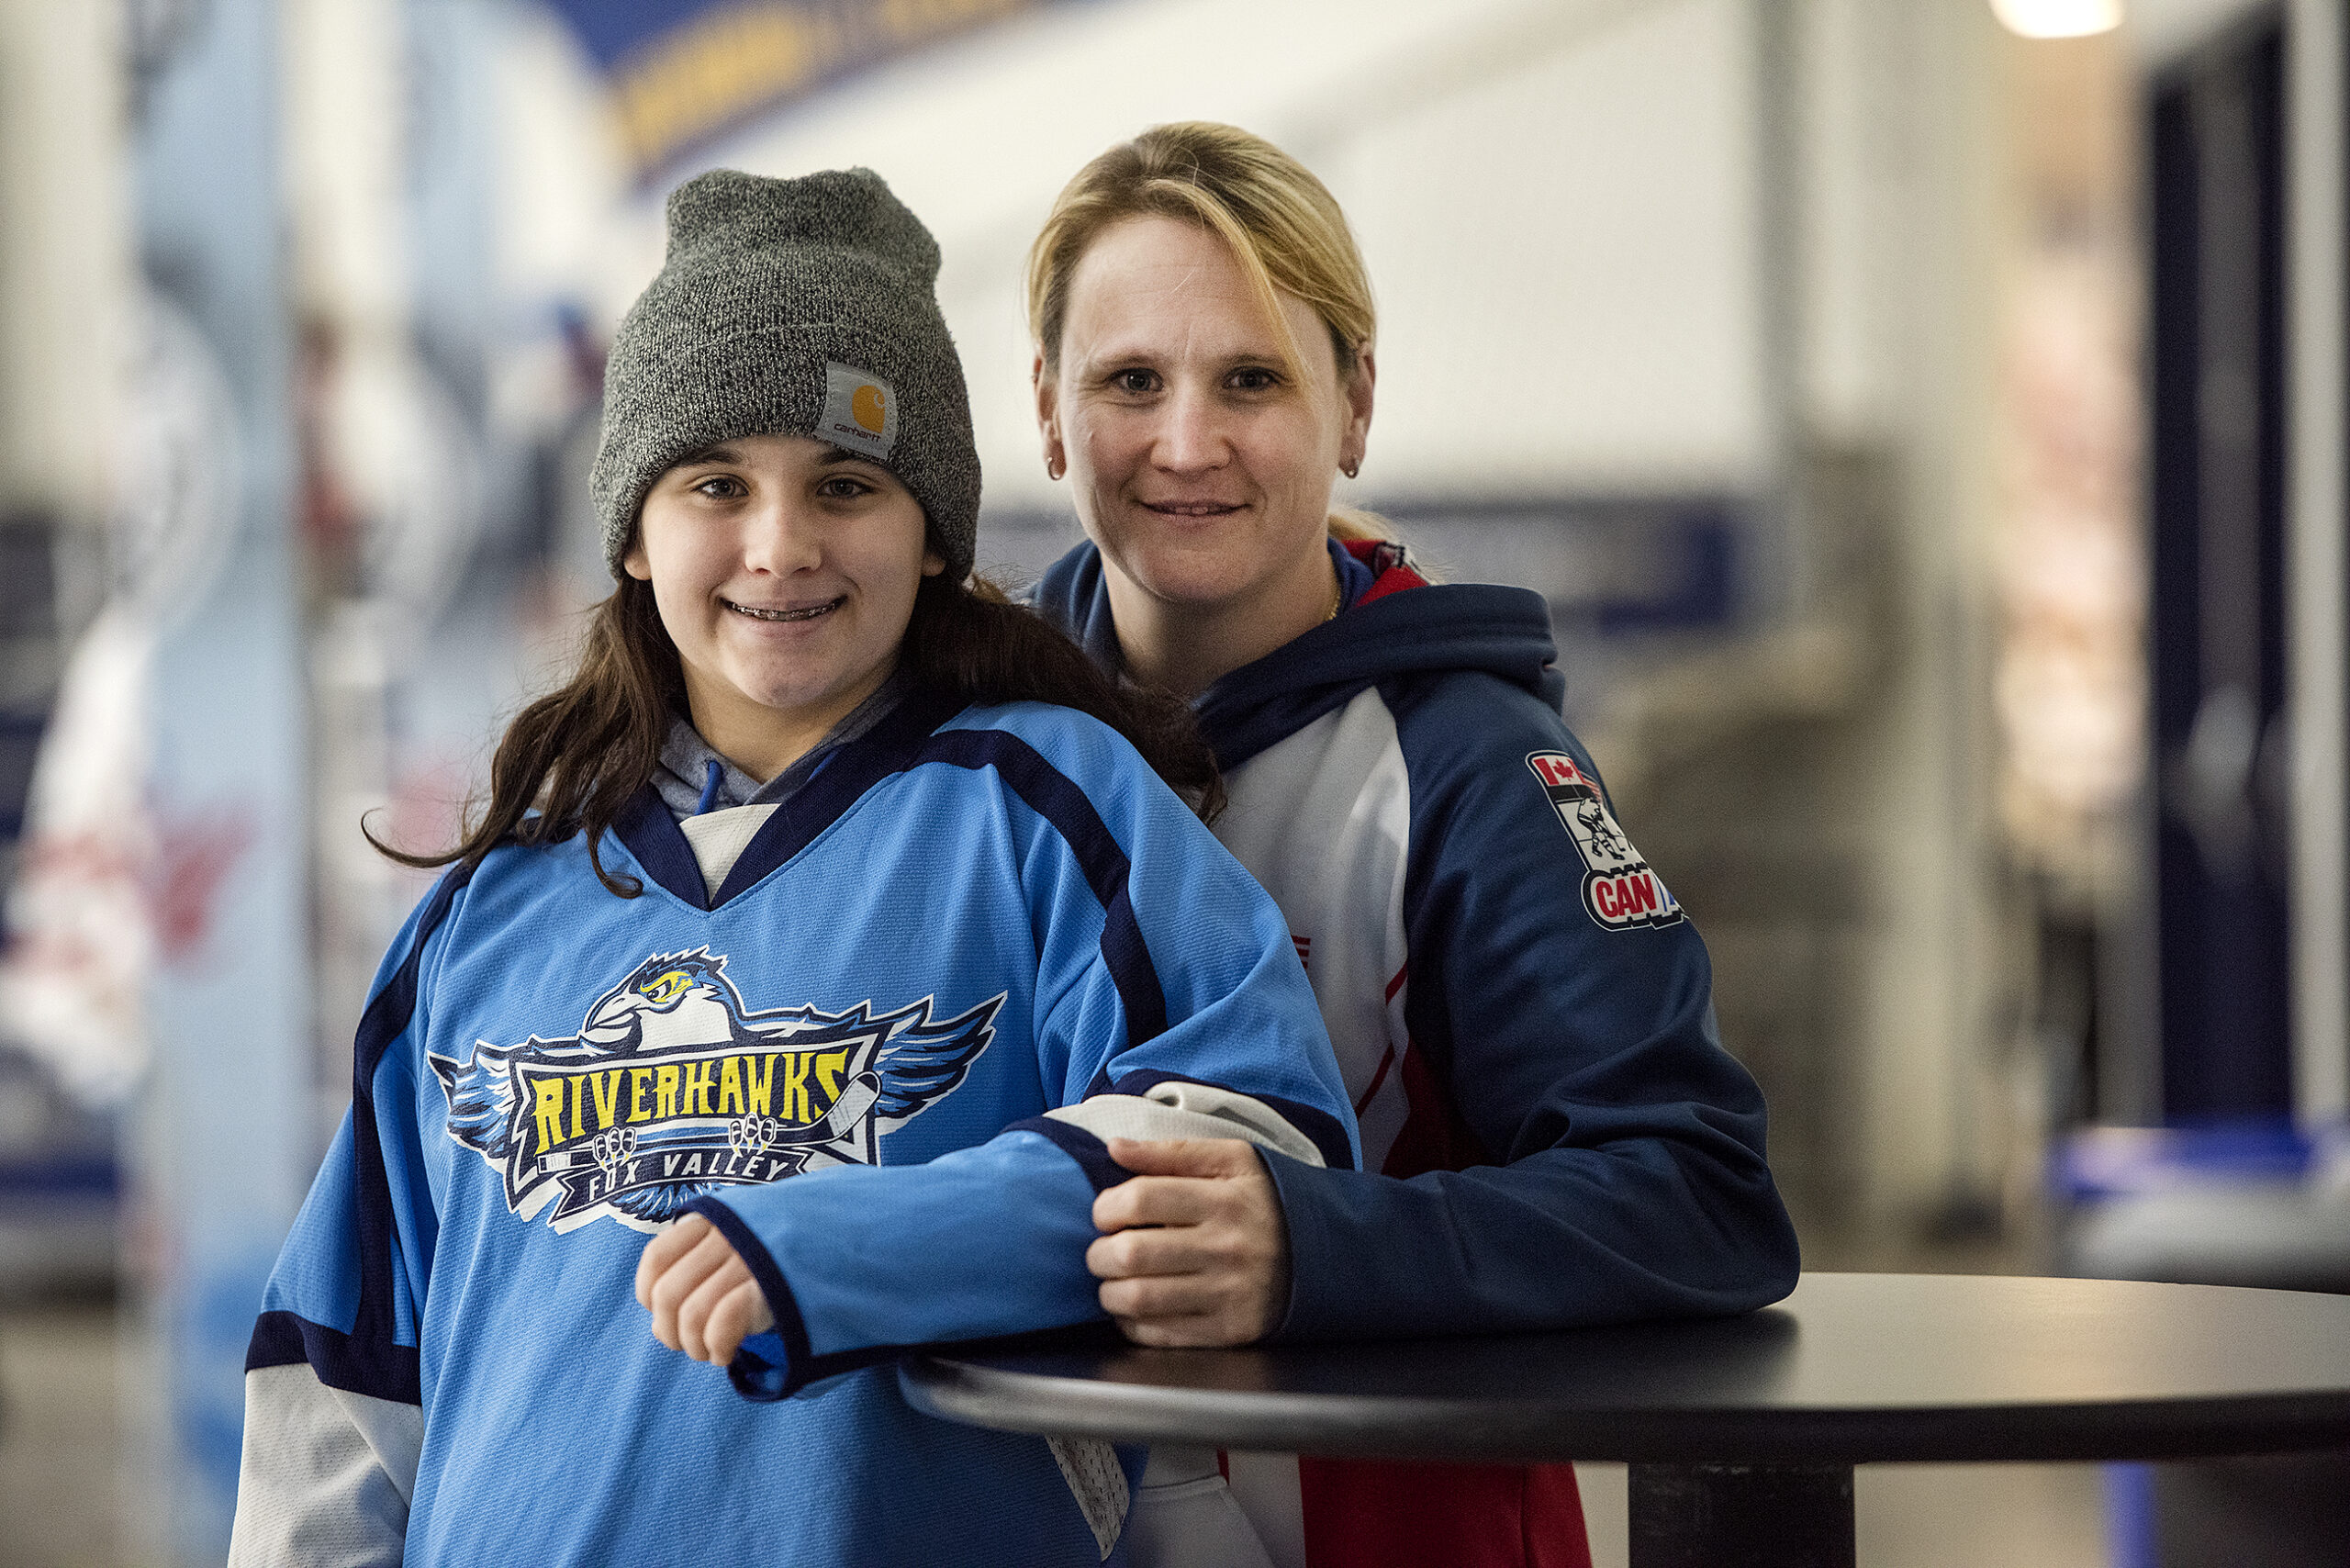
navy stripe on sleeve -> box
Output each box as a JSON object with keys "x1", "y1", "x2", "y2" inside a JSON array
[
  {"x1": 1109, "y1": 1069, "x2": 1358, "y2": 1171},
  {"x1": 246, "y1": 1309, "x2": 423, "y2": 1405},
  {"x1": 279, "y1": 862, "x2": 474, "y2": 1406},
  {"x1": 1004, "y1": 1115, "x2": 1133, "y2": 1194},
  {"x1": 919, "y1": 730, "x2": 1170, "y2": 1048}
]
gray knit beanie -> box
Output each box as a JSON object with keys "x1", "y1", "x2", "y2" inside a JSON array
[{"x1": 590, "y1": 167, "x2": 980, "y2": 581}]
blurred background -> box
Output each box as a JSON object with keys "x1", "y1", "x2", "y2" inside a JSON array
[{"x1": 0, "y1": 0, "x2": 2341, "y2": 1562}]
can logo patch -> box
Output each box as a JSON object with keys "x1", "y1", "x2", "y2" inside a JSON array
[
  {"x1": 822, "y1": 362, "x2": 898, "y2": 459},
  {"x1": 1526, "y1": 751, "x2": 1684, "y2": 931}
]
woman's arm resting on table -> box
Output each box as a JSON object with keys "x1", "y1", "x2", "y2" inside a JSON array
[{"x1": 1270, "y1": 679, "x2": 1800, "y2": 1340}]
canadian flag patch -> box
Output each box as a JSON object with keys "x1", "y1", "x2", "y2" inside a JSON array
[{"x1": 1526, "y1": 751, "x2": 1684, "y2": 931}]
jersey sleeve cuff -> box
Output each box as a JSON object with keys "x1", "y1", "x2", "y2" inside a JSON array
[{"x1": 684, "y1": 1195, "x2": 815, "y2": 1402}]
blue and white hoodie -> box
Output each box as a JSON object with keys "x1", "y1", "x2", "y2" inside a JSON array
[
  {"x1": 1035, "y1": 538, "x2": 1800, "y2": 1568},
  {"x1": 227, "y1": 688, "x2": 1357, "y2": 1568}
]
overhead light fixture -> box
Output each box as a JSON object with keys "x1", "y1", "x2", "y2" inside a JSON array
[{"x1": 1991, "y1": 0, "x2": 2122, "y2": 38}]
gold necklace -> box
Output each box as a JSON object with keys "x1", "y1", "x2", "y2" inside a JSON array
[{"x1": 1326, "y1": 566, "x2": 1342, "y2": 622}]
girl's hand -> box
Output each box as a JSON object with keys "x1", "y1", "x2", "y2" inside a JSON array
[
  {"x1": 635, "y1": 1213, "x2": 776, "y2": 1366},
  {"x1": 1086, "y1": 1137, "x2": 1292, "y2": 1347}
]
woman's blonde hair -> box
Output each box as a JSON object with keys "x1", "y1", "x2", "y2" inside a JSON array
[
  {"x1": 1027, "y1": 121, "x2": 1392, "y2": 543},
  {"x1": 1027, "y1": 121, "x2": 1375, "y2": 386}
]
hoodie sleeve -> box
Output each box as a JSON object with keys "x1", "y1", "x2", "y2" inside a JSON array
[
  {"x1": 691, "y1": 716, "x2": 1356, "y2": 1401},
  {"x1": 1265, "y1": 672, "x2": 1800, "y2": 1339}
]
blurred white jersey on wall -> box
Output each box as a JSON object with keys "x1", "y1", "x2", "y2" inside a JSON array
[{"x1": 0, "y1": 606, "x2": 155, "y2": 1110}]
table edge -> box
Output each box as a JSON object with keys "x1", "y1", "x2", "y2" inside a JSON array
[{"x1": 900, "y1": 1355, "x2": 2350, "y2": 1466}]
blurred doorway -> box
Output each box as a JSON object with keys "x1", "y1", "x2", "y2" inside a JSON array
[{"x1": 2146, "y1": 8, "x2": 2296, "y2": 1122}]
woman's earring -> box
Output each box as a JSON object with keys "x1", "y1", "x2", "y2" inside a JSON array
[
  {"x1": 1342, "y1": 457, "x2": 1361, "y2": 479},
  {"x1": 1046, "y1": 454, "x2": 1065, "y2": 481}
]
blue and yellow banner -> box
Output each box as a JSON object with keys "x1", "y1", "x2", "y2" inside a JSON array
[{"x1": 544, "y1": 0, "x2": 1081, "y2": 176}]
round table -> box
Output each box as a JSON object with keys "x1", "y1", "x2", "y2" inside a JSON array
[{"x1": 900, "y1": 1272, "x2": 2350, "y2": 1567}]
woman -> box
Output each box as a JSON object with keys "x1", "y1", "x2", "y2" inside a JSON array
[
  {"x1": 1026, "y1": 124, "x2": 1802, "y2": 1568},
  {"x1": 228, "y1": 167, "x2": 1355, "y2": 1568}
]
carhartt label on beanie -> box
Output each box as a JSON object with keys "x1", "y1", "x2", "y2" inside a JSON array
[
  {"x1": 821, "y1": 362, "x2": 898, "y2": 460},
  {"x1": 589, "y1": 167, "x2": 980, "y2": 580}
]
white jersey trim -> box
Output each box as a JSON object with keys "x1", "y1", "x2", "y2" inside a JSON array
[
  {"x1": 1047, "y1": 1081, "x2": 1328, "y2": 1169},
  {"x1": 228, "y1": 1363, "x2": 420, "y2": 1568},
  {"x1": 677, "y1": 803, "x2": 781, "y2": 899}
]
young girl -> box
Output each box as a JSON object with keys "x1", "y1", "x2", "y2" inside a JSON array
[{"x1": 228, "y1": 167, "x2": 1355, "y2": 1568}]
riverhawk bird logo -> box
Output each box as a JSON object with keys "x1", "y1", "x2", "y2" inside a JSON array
[{"x1": 429, "y1": 947, "x2": 999, "y2": 1234}]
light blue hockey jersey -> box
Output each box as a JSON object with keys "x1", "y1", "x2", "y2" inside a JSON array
[{"x1": 229, "y1": 689, "x2": 1357, "y2": 1568}]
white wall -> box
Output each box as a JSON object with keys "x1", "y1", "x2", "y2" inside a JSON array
[
  {"x1": 0, "y1": 0, "x2": 132, "y2": 538},
  {"x1": 1812, "y1": 0, "x2": 2009, "y2": 1226},
  {"x1": 493, "y1": 0, "x2": 1774, "y2": 511}
]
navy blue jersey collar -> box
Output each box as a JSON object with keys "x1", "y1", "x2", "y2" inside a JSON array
[{"x1": 612, "y1": 685, "x2": 970, "y2": 910}]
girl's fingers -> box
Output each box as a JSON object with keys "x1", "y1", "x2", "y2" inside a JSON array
[
  {"x1": 639, "y1": 1215, "x2": 777, "y2": 1365},
  {"x1": 677, "y1": 1255, "x2": 752, "y2": 1362},
  {"x1": 645, "y1": 1225, "x2": 747, "y2": 1350},
  {"x1": 700, "y1": 1279, "x2": 773, "y2": 1366},
  {"x1": 634, "y1": 1214, "x2": 713, "y2": 1307}
]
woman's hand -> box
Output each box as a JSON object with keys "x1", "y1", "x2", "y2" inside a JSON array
[
  {"x1": 635, "y1": 1214, "x2": 776, "y2": 1366},
  {"x1": 1087, "y1": 1137, "x2": 1292, "y2": 1347}
]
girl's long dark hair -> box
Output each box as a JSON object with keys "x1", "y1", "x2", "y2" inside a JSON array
[{"x1": 373, "y1": 572, "x2": 1223, "y2": 896}]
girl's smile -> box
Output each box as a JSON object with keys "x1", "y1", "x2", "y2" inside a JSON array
[{"x1": 722, "y1": 596, "x2": 843, "y2": 622}]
